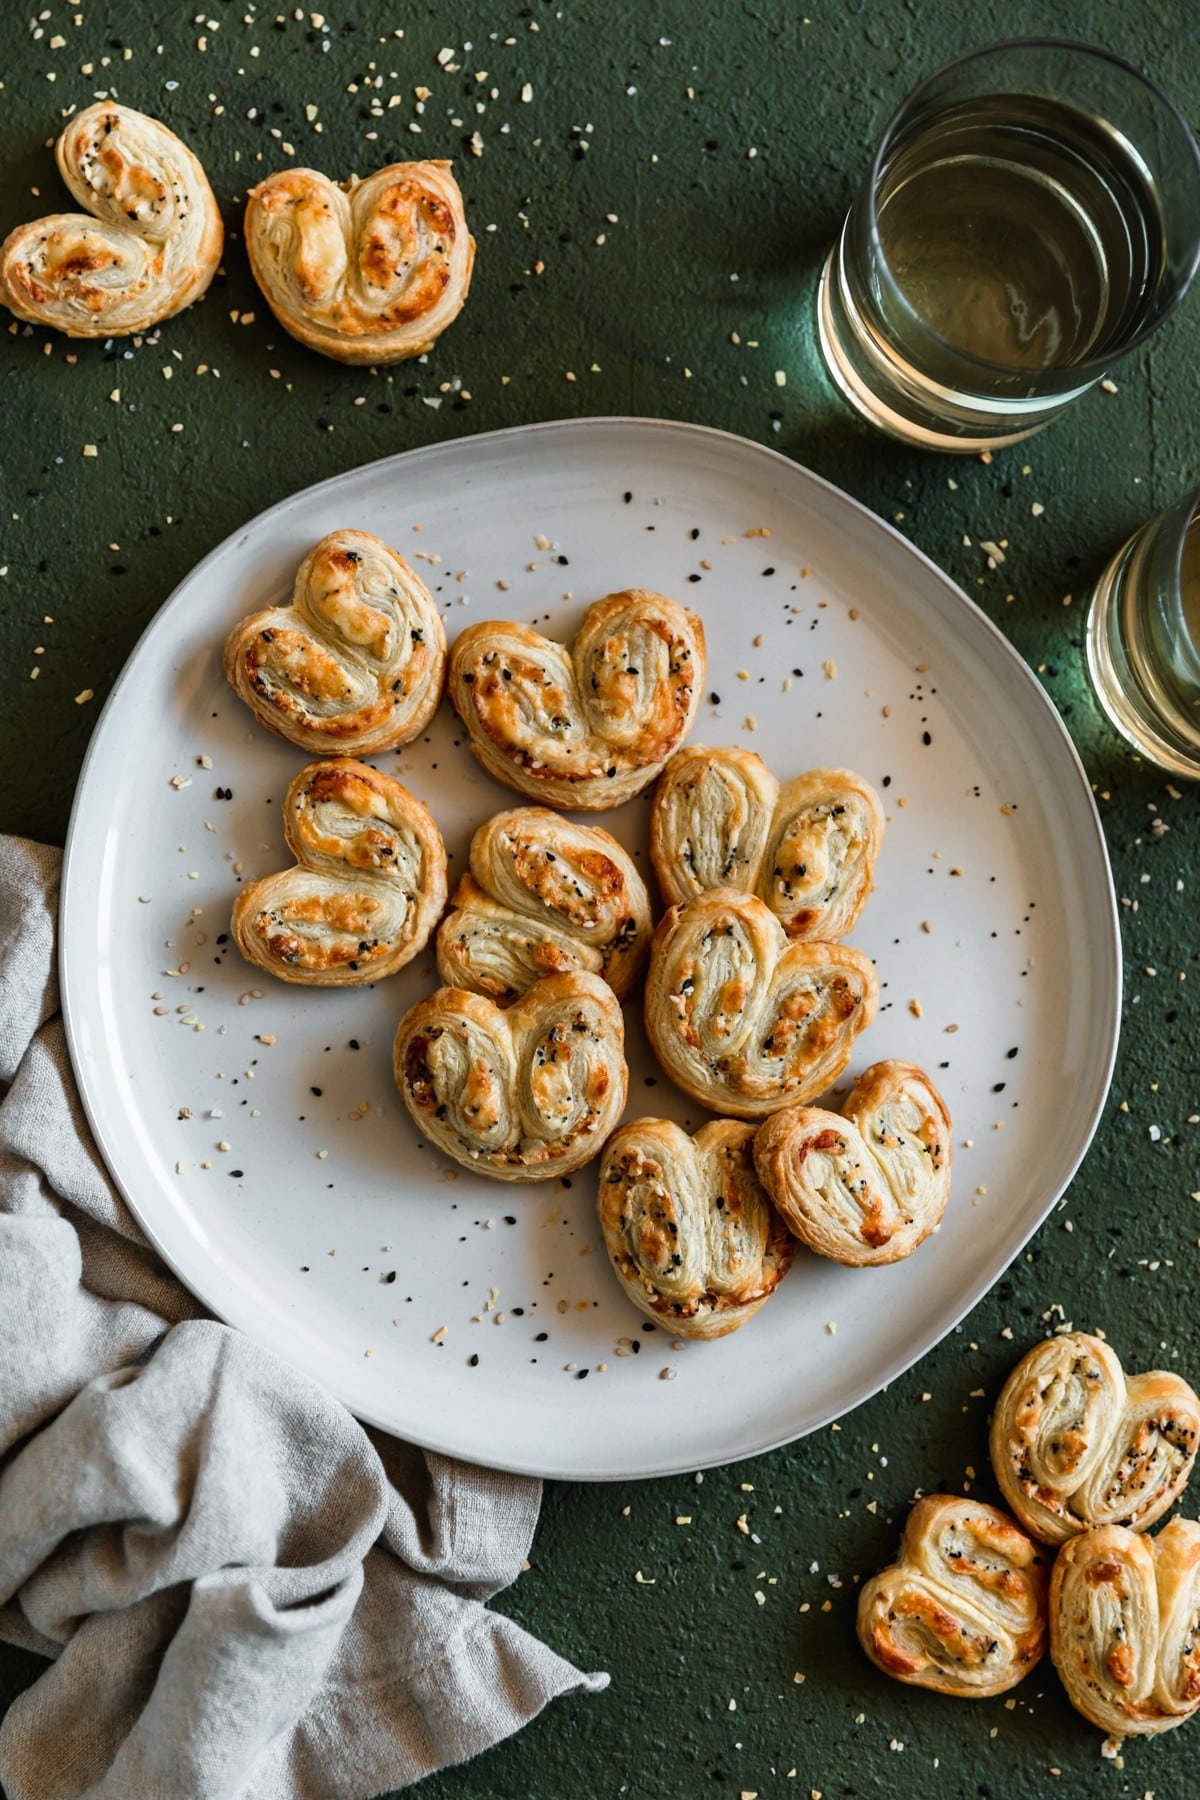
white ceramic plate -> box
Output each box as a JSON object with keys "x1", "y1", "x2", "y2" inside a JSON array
[{"x1": 61, "y1": 418, "x2": 1120, "y2": 1481}]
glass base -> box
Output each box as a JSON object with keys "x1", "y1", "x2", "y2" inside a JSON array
[
  {"x1": 1086, "y1": 541, "x2": 1200, "y2": 779},
  {"x1": 816, "y1": 250, "x2": 1069, "y2": 453}
]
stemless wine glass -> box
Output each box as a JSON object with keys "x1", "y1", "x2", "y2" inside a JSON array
[
  {"x1": 817, "y1": 40, "x2": 1200, "y2": 452},
  {"x1": 1087, "y1": 485, "x2": 1200, "y2": 778}
]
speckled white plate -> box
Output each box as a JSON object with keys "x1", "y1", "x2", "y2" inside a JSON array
[{"x1": 60, "y1": 417, "x2": 1120, "y2": 1481}]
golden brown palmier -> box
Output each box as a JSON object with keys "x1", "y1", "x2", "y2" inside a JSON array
[
  {"x1": 643, "y1": 888, "x2": 877, "y2": 1119},
  {"x1": 447, "y1": 591, "x2": 706, "y2": 810},
  {"x1": 990, "y1": 1333, "x2": 1200, "y2": 1545},
  {"x1": 231, "y1": 759, "x2": 446, "y2": 986},
  {"x1": 244, "y1": 160, "x2": 473, "y2": 363},
  {"x1": 753, "y1": 1060, "x2": 951, "y2": 1265},
  {"x1": 393, "y1": 972, "x2": 627, "y2": 1181},
  {"x1": 1050, "y1": 1518, "x2": 1200, "y2": 1735},
  {"x1": 858, "y1": 1495, "x2": 1048, "y2": 1698},
  {"x1": 0, "y1": 103, "x2": 222, "y2": 336},
  {"x1": 223, "y1": 528, "x2": 446, "y2": 756},
  {"x1": 437, "y1": 808, "x2": 652, "y2": 1003},
  {"x1": 598, "y1": 1117, "x2": 795, "y2": 1339},
  {"x1": 651, "y1": 746, "x2": 884, "y2": 941}
]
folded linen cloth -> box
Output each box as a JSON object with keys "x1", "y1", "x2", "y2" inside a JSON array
[{"x1": 0, "y1": 835, "x2": 607, "y2": 1800}]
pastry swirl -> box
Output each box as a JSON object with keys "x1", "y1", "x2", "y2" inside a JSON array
[
  {"x1": 990, "y1": 1333, "x2": 1200, "y2": 1546},
  {"x1": 643, "y1": 889, "x2": 877, "y2": 1119},
  {"x1": 231, "y1": 759, "x2": 446, "y2": 986},
  {"x1": 223, "y1": 528, "x2": 446, "y2": 756},
  {"x1": 244, "y1": 160, "x2": 474, "y2": 363},
  {"x1": 447, "y1": 592, "x2": 706, "y2": 810},
  {"x1": 436, "y1": 807, "x2": 652, "y2": 1003},
  {"x1": 752, "y1": 1060, "x2": 951, "y2": 1265},
  {"x1": 393, "y1": 972, "x2": 627, "y2": 1181},
  {"x1": 598, "y1": 1118, "x2": 795, "y2": 1339},
  {"x1": 1050, "y1": 1518, "x2": 1200, "y2": 1735},
  {"x1": 651, "y1": 747, "x2": 884, "y2": 941},
  {"x1": 0, "y1": 103, "x2": 222, "y2": 337},
  {"x1": 858, "y1": 1495, "x2": 1048, "y2": 1698}
]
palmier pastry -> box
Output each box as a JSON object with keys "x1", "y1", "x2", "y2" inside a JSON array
[
  {"x1": 0, "y1": 103, "x2": 222, "y2": 337},
  {"x1": 244, "y1": 160, "x2": 473, "y2": 363},
  {"x1": 1050, "y1": 1517, "x2": 1200, "y2": 1735},
  {"x1": 231, "y1": 759, "x2": 446, "y2": 986},
  {"x1": 858, "y1": 1495, "x2": 1048, "y2": 1698},
  {"x1": 651, "y1": 747, "x2": 884, "y2": 941},
  {"x1": 989, "y1": 1332, "x2": 1200, "y2": 1546},
  {"x1": 436, "y1": 808, "x2": 652, "y2": 1004},
  {"x1": 598, "y1": 1118, "x2": 794, "y2": 1339},
  {"x1": 393, "y1": 972, "x2": 627, "y2": 1182},
  {"x1": 223, "y1": 528, "x2": 446, "y2": 756},
  {"x1": 643, "y1": 889, "x2": 877, "y2": 1120},
  {"x1": 447, "y1": 592, "x2": 706, "y2": 810},
  {"x1": 752, "y1": 1060, "x2": 951, "y2": 1265}
]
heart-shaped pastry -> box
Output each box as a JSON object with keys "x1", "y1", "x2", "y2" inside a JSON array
[
  {"x1": 643, "y1": 889, "x2": 877, "y2": 1119},
  {"x1": 223, "y1": 529, "x2": 447, "y2": 756},
  {"x1": 858, "y1": 1495, "x2": 1048, "y2": 1698},
  {"x1": 0, "y1": 103, "x2": 222, "y2": 337},
  {"x1": 1051, "y1": 1517, "x2": 1200, "y2": 1735},
  {"x1": 598, "y1": 1117, "x2": 795, "y2": 1338},
  {"x1": 990, "y1": 1333, "x2": 1200, "y2": 1545},
  {"x1": 650, "y1": 746, "x2": 884, "y2": 941},
  {"x1": 437, "y1": 807, "x2": 653, "y2": 1004},
  {"x1": 231, "y1": 758, "x2": 446, "y2": 986},
  {"x1": 244, "y1": 161, "x2": 474, "y2": 363},
  {"x1": 752, "y1": 1059, "x2": 951, "y2": 1264},
  {"x1": 448, "y1": 592, "x2": 706, "y2": 810},
  {"x1": 393, "y1": 972, "x2": 627, "y2": 1181}
]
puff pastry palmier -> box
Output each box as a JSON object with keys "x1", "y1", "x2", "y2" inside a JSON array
[
  {"x1": 393, "y1": 972, "x2": 627, "y2": 1181},
  {"x1": 244, "y1": 160, "x2": 473, "y2": 363},
  {"x1": 437, "y1": 808, "x2": 652, "y2": 1004},
  {"x1": 989, "y1": 1333, "x2": 1200, "y2": 1547},
  {"x1": 651, "y1": 747, "x2": 884, "y2": 941},
  {"x1": 447, "y1": 592, "x2": 706, "y2": 810},
  {"x1": 598, "y1": 1118, "x2": 794, "y2": 1339},
  {"x1": 752, "y1": 1059, "x2": 951, "y2": 1265},
  {"x1": 0, "y1": 103, "x2": 222, "y2": 337},
  {"x1": 223, "y1": 528, "x2": 446, "y2": 756},
  {"x1": 643, "y1": 889, "x2": 877, "y2": 1120},
  {"x1": 858, "y1": 1495, "x2": 1048, "y2": 1698},
  {"x1": 1050, "y1": 1518, "x2": 1200, "y2": 1735},
  {"x1": 231, "y1": 759, "x2": 446, "y2": 986}
]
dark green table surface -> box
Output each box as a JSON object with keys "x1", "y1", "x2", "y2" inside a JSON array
[{"x1": 3, "y1": 3, "x2": 1200, "y2": 1796}]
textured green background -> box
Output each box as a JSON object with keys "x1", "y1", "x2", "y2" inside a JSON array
[{"x1": 2, "y1": 3, "x2": 1199, "y2": 1796}]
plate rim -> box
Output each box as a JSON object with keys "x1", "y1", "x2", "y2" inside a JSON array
[{"x1": 59, "y1": 414, "x2": 1122, "y2": 1480}]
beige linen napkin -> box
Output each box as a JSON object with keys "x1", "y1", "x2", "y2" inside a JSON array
[{"x1": 0, "y1": 835, "x2": 607, "y2": 1800}]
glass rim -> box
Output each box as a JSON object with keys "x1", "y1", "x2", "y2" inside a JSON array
[
  {"x1": 864, "y1": 36, "x2": 1200, "y2": 380},
  {"x1": 1155, "y1": 481, "x2": 1200, "y2": 596}
]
